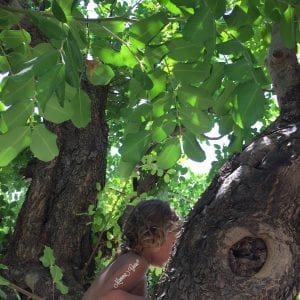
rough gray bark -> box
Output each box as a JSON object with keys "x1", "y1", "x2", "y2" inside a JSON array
[
  {"x1": 155, "y1": 25, "x2": 300, "y2": 300},
  {"x1": 3, "y1": 82, "x2": 109, "y2": 299}
]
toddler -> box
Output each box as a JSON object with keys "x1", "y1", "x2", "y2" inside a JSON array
[{"x1": 82, "y1": 199, "x2": 180, "y2": 300}]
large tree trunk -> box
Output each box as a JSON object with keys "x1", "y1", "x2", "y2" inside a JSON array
[
  {"x1": 3, "y1": 82, "x2": 109, "y2": 299},
  {"x1": 156, "y1": 27, "x2": 300, "y2": 299}
]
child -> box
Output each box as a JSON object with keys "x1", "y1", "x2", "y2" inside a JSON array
[{"x1": 82, "y1": 199, "x2": 180, "y2": 300}]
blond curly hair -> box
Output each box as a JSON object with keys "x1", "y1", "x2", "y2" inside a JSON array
[{"x1": 122, "y1": 199, "x2": 180, "y2": 254}]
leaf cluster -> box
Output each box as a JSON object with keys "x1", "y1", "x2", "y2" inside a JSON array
[{"x1": 0, "y1": 0, "x2": 290, "y2": 177}]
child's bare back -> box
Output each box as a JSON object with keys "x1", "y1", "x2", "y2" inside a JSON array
[
  {"x1": 82, "y1": 199, "x2": 180, "y2": 300},
  {"x1": 83, "y1": 252, "x2": 149, "y2": 300}
]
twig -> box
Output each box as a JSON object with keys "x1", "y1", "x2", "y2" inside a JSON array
[
  {"x1": 8, "y1": 283, "x2": 45, "y2": 300},
  {"x1": 202, "y1": 134, "x2": 223, "y2": 140}
]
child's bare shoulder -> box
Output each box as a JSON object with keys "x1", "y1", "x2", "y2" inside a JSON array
[{"x1": 113, "y1": 251, "x2": 148, "y2": 275}]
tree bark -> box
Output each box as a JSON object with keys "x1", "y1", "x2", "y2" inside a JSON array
[
  {"x1": 156, "y1": 26, "x2": 300, "y2": 300},
  {"x1": 3, "y1": 82, "x2": 109, "y2": 299}
]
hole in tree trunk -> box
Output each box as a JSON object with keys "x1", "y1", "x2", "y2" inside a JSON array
[{"x1": 228, "y1": 236, "x2": 267, "y2": 277}]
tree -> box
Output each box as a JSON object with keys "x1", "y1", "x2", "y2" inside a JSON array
[{"x1": 0, "y1": 0, "x2": 298, "y2": 298}]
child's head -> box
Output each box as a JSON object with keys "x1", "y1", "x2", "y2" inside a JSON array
[{"x1": 122, "y1": 199, "x2": 180, "y2": 255}]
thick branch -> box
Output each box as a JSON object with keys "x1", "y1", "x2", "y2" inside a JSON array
[{"x1": 267, "y1": 24, "x2": 300, "y2": 122}]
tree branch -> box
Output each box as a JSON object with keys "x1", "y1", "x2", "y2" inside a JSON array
[
  {"x1": 267, "y1": 23, "x2": 300, "y2": 104},
  {"x1": 8, "y1": 282, "x2": 45, "y2": 300}
]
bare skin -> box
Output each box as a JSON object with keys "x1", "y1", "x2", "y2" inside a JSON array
[{"x1": 82, "y1": 231, "x2": 177, "y2": 300}]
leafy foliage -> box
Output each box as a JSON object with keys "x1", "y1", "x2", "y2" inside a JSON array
[
  {"x1": 0, "y1": 150, "x2": 29, "y2": 254},
  {"x1": 40, "y1": 246, "x2": 69, "y2": 295},
  {"x1": 0, "y1": 0, "x2": 287, "y2": 175}
]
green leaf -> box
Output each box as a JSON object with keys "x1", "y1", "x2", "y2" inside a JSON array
[
  {"x1": 130, "y1": 13, "x2": 168, "y2": 46},
  {"x1": 204, "y1": 0, "x2": 226, "y2": 18},
  {"x1": 224, "y1": 59, "x2": 252, "y2": 81},
  {"x1": 224, "y1": 5, "x2": 250, "y2": 28},
  {"x1": 0, "y1": 29, "x2": 31, "y2": 49},
  {"x1": 43, "y1": 95, "x2": 73, "y2": 123},
  {"x1": 219, "y1": 114, "x2": 234, "y2": 135},
  {"x1": 70, "y1": 89, "x2": 91, "y2": 128},
  {"x1": 87, "y1": 63, "x2": 115, "y2": 86},
  {"x1": 228, "y1": 25, "x2": 254, "y2": 42},
  {"x1": 152, "y1": 94, "x2": 172, "y2": 118},
  {"x1": 120, "y1": 131, "x2": 150, "y2": 163},
  {"x1": 177, "y1": 85, "x2": 212, "y2": 109},
  {"x1": 158, "y1": 0, "x2": 182, "y2": 14},
  {"x1": 170, "y1": 0, "x2": 197, "y2": 7},
  {"x1": 203, "y1": 62, "x2": 224, "y2": 94},
  {"x1": 55, "y1": 281, "x2": 69, "y2": 295},
  {"x1": 216, "y1": 39, "x2": 244, "y2": 56},
  {"x1": 68, "y1": 20, "x2": 88, "y2": 50},
  {"x1": 0, "y1": 289, "x2": 7, "y2": 298},
  {"x1": 0, "y1": 276, "x2": 9, "y2": 286},
  {"x1": 280, "y1": 5, "x2": 295, "y2": 48},
  {"x1": 0, "y1": 8, "x2": 21, "y2": 29},
  {"x1": 10, "y1": 65, "x2": 34, "y2": 82},
  {"x1": 24, "y1": 49, "x2": 60, "y2": 77},
  {"x1": 264, "y1": 0, "x2": 282, "y2": 21},
  {"x1": 89, "y1": 21, "x2": 126, "y2": 36},
  {"x1": 183, "y1": 6, "x2": 215, "y2": 44},
  {"x1": 63, "y1": 37, "x2": 83, "y2": 87},
  {"x1": 167, "y1": 38, "x2": 203, "y2": 62},
  {"x1": 118, "y1": 160, "x2": 136, "y2": 179},
  {"x1": 213, "y1": 81, "x2": 235, "y2": 116},
  {"x1": 234, "y1": 80, "x2": 266, "y2": 128},
  {"x1": 0, "y1": 264, "x2": 8, "y2": 270},
  {"x1": 36, "y1": 64, "x2": 65, "y2": 111},
  {"x1": 228, "y1": 127, "x2": 243, "y2": 153},
  {"x1": 40, "y1": 246, "x2": 55, "y2": 268},
  {"x1": 29, "y1": 12, "x2": 67, "y2": 40},
  {"x1": 157, "y1": 138, "x2": 181, "y2": 170},
  {"x1": 50, "y1": 265, "x2": 63, "y2": 283},
  {"x1": 2, "y1": 100, "x2": 33, "y2": 130},
  {"x1": 93, "y1": 44, "x2": 138, "y2": 68},
  {"x1": 0, "y1": 126, "x2": 31, "y2": 167},
  {"x1": 129, "y1": 103, "x2": 152, "y2": 122},
  {"x1": 52, "y1": 0, "x2": 67, "y2": 23},
  {"x1": 251, "y1": 67, "x2": 270, "y2": 87},
  {"x1": 173, "y1": 62, "x2": 210, "y2": 84},
  {"x1": 124, "y1": 121, "x2": 141, "y2": 135},
  {"x1": 0, "y1": 56, "x2": 9, "y2": 72},
  {"x1": 183, "y1": 132, "x2": 205, "y2": 162},
  {"x1": 152, "y1": 117, "x2": 176, "y2": 143},
  {"x1": 128, "y1": 78, "x2": 147, "y2": 103},
  {"x1": 144, "y1": 44, "x2": 169, "y2": 67},
  {"x1": 133, "y1": 68, "x2": 153, "y2": 90},
  {"x1": 1, "y1": 77, "x2": 34, "y2": 105},
  {"x1": 148, "y1": 69, "x2": 167, "y2": 99},
  {"x1": 30, "y1": 124, "x2": 59, "y2": 161},
  {"x1": 0, "y1": 114, "x2": 7, "y2": 134},
  {"x1": 180, "y1": 107, "x2": 213, "y2": 135}
]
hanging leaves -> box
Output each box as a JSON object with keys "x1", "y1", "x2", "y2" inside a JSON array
[
  {"x1": 233, "y1": 80, "x2": 266, "y2": 128},
  {"x1": 30, "y1": 124, "x2": 59, "y2": 161},
  {"x1": 70, "y1": 89, "x2": 91, "y2": 128},
  {"x1": 0, "y1": 126, "x2": 31, "y2": 167},
  {"x1": 157, "y1": 138, "x2": 181, "y2": 170},
  {"x1": 182, "y1": 132, "x2": 205, "y2": 162},
  {"x1": 86, "y1": 61, "x2": 115, "y2": 86}
]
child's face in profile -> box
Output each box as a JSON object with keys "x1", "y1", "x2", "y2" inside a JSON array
[
  {"x1": 153, "y1": 231, "x2": 178, "y2": 266},
  {"x1": 147, "y1": 222, "x2": 180, "y2": 267}
]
